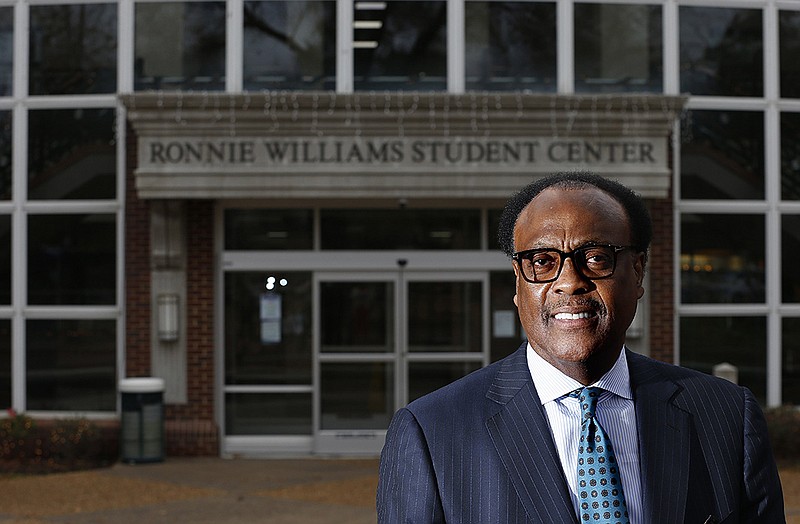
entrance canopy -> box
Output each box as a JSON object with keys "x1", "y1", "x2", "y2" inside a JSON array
[{"x1": 122, "y1": 92, "x2": 687, "y2": 200}]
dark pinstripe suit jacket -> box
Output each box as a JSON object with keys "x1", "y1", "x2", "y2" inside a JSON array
[{"x1": 377, "y1": 345, "x2": 785, "y2": 523}]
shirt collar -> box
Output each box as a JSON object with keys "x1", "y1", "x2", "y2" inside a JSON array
[{"x1": 526, "y1": 343, "x2": 633, "y2": 405}]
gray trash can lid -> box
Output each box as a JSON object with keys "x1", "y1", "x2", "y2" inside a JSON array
[{"x1": 119, "y1": 377, "x2": 165, "y2": 393}]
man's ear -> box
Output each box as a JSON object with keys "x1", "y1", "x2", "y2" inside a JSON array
[
  {"x1": 634, "y1": 252, "x2": 646, "y2": 299},
  {"x1": 512, "y1": 262, "x2": 520, "y2": 307}
]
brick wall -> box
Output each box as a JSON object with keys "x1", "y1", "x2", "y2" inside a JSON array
[{"x1": 648, "y1": 194, "x2": 675, "y2": 363}]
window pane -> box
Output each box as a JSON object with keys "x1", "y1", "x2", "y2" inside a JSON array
[
  {"x1": 783, "y1": 215, "x2": 800, "y2": 303},
  {"x1": 0, "y1": 215, "x2": 9, "y2": 304},
  {"x1": 0, "y1": 320, "x2": 9, "y2": 408},
  {"x1": 681, "y1": 214, "x2": 764, "y2": 304},
  {"x1": 225, "y1": 393, "x2": 311, "y2": 435},
  {"x1": 225, "y1": 272, "x2": 312, "y2": 385},
  {"x1": 0, "y1": 111, "x2": 9, "y2": 199},
  {"x1": 320, "y1": 362, "x2": 393, "y2": 430},
  {"x1": 27, "y1": 319, "x2": 116, "y2": 411},
  {"x1": 321, "y1": 281, "x2": 394, "y2": 353},
  {"x1": 465, "y1": 2, "x2": 556, "y2": 92},
  {"x1": 680, "y1": 110, "x2": 764, "y2": 200},
  {"x1": 29, "y1": 4, "x2": 117, "y2": 95},
  {"x1": 782, "y1": 318, "x2": 800, "y2": 404},
  {"x1": 408, "y1": 281, "x2": 482, "y2": 353},
  {"x1": 224, "y1": 209, "x2": 313, "y2": 250},
  {"x1": 28, "y1": 108, "x2": 116, "y2": 200},
  {"x1": 135, "y1": 2, "x2": 226, "y2": 91},
  {"x1": 679, "y1": 7, "x2": 762, "y2": 97},
  {"x1": 575, "y1": 3, "x2": 662, "y2": 93},
  {"x1": 0, "y1": 8, "x2": 11, "y2": 96},
  {"x1": 490, "y1": 270, "x2": 520, "y2": 363},
  {"x1": 243, "y1": 1, "x2": 335, "y2": 90},
  {"x1": 320, "y1": 209, "x2": 480, "y2": 249},
  {"x1": 354, "y1": 1, "x2": 446, "y2": 91},
  {"x1": 781, "y1": 112, "x2": 800, "y2": 200},
  {"x1": 408, "y1": 361, "x2": 481, "y2": 402},
  {"x1": 680, "y1": 316, "x2": 766, "y2": 403},
  {"x1": 780, "y1": 11, "x2": 800, "y2": 99},
  {"x1": 28, "y1": 214, "x2": 116, "y2": 305}
]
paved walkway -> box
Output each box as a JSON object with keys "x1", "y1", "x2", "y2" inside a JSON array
[
  {"x1": 1, "y1": 457, "x2": 798, "y2": 523},
  {"x1": 0, "y1": 457, "x2": 379, "y2": 523}
]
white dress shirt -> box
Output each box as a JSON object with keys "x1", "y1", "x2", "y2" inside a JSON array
[{"x1": 526, "y1": 343, "x2": 642, "y2": 524}]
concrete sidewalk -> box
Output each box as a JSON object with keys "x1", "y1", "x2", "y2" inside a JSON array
[{"x1": 0, "y1": 457, "x2": 379, "y2": 523}]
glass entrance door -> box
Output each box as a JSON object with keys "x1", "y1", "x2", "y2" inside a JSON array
[{"x1": 314, "y1": 271, "x2": 487, "y2": 454}]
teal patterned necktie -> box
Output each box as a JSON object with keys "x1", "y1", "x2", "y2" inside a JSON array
[{"x1": 571, "y1": 387, "x2": 630, "y2": 524}]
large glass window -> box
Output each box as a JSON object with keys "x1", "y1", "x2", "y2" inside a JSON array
[
  {"x1": 320, "y1": 362, "x2": 393, "y2": 430},
  {"x1": 0, "y1": 110, "x2": 9, "y2": 200},
  {"x1": 29, "y1": 4, "x2": 117, "y2": 95},
  {"x1": 680, "y1": 110, "x2": 764, "y2": 200},
  {"x1": 225, "y1": 392, "x2": 311, "y2": 434},
  {"x1": 353, "y1": 1, "x2": 447, "y2": 90},
  {"x1": 408, "y1": 361, "x2": 480, "y2": 403},
  {"x1": 28, "y1": 108, "x2": 116, "y2": 200},
  {"x1": 465, "y1": 1, "x2": 556, "y2": 92},
  {"x1": 680, "y1": 316, "x2": 766, "y2": 403},
  {"x1": 224, "y1": 209, "x2": 313, "y2": 250},
  {"x1": 681, "y1": 214, "x2": 765, "y2": 304},
  {"x1": 575, "y1": 3, "x2": 662, "y2": 93},
  {"x1": 408, "y1": 281, "x2": 482, "y2": 353},
  {"x1": 320, "y1": 209, "x2": 480, "y2": 249},
  {"x1": 679, "y1": 7, "x2": 762, "y2": 97},
  {"x1": 783, "y1": 318, "x2": 800, "y2": 404},
  {"x1": 225, "y1": 271, "x2": 312, "y2": 384},
  {"x1": 783, "y1": 215, "x2": 800, "y2": 303},
  {"x1": 135, "y1": 2, "x2": 226, "y2": 91},
  {"x1": 321, "y1": 281, "x2": 394, "y2": 353},
  {"x1": 780, "y1": 11, "x2": 800, "y2": 99},
  {"x1": 0, "y1": 7, "x2": 11, "y2": 96},
  {"x1": 28, "y1": 214, "x2": 116, "y2": 305},
  {"x1": 781, "y1": 112, "x2": 800, "y2": 200},
  {"x1": 243, "y1": 1, "x2": 335, "y2": 90},
  {"x1": 26, "y1": 319, "x2": 116, "y2": 411}
]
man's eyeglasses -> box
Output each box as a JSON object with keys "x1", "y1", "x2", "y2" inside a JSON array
[{"x1": 512, "y1": 244, "x2": 633, "y2": 284}]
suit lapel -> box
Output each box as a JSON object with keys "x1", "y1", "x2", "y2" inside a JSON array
[
  {"x1": 485, "y1": 346, "x2": 578, "y2": 523},
  {"x1": 627, "y1": 351, "x2": 692, "y2": 524}
]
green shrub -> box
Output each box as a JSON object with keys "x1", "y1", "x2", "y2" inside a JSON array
[{"x1": 0, "y1": 411, "x2": 118, "y2": 474}]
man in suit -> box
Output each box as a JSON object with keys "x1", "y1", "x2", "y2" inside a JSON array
[{"x1": 377, "y1": 172, "x2": 785, "y2": 523}]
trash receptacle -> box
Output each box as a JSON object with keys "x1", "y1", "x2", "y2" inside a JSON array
[{"x1": 119, "y1": 377, "x2": 165, "y2": 464}]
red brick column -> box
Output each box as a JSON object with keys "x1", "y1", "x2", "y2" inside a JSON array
[{"x1": 648, "y1": 194, "x2": 674, "y2": 363}]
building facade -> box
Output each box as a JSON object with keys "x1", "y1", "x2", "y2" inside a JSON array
[{"x1": 1, "y1": 0, "x2": 799, "y2": 456}]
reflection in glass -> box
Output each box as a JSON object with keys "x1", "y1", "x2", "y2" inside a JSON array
[
  {"x1": 29, "y1": 4, "x2": 117, "y2": 95},
  {"x1": 321, "y1": 282, "x2": 393, "y2": 353},
  {"x1": 135, "y1": 2, "x2": 226, "y2": 91},
  {"x1": 0, "y1": 320, "x2": 8, "y2": 408},
  {"x1": 225, "y1": 272, "x2": 312, "y2": 384},
  {"x1": 783, "y1": 216, "x2": 800, "y2": 303},
  {"x1": 0, "y1": 216, "x2": 9, "y2": 304},
  {"x1": 225, "y1": 393, "x2": 311, "y2": 434},
  {"x1": 408, "y1": 361, "x2": 481, "y2": 402},
  {"x1": 679, "y1": 7, "x2": 762, "y2": 97},
  {"x1": 680, "y1": 110, "x2": 764, "y2": 199},
  {"x1": 353, "y1": 1, "x2": 446, "y2": 90},
  {"x1": 321, "y1": 209, "x2": 480, "y2": 250},
  {"x1": 780, "y1": 11, "x2": 800, "y2": 99},
  {"x1": 28, "y1": 108, "x2": 116, "y2": 200},
  {"x1": 0, "y1": 111, "x2": 9, "y2": 199},
  {"x1": 680, "y1": 316, "x2": 765, "y2": 403},
  {"x1": 320, "y1": 362, "x2": 393, "y2": 430},
  {"x1": 0, "y1": 8, "x2": 11, "y2": 96},
  {"x1": 575, "y1": 3, "x2": 662, "y2": 93},
  {"x1": 26, "y1": 319, "x2": 116, "y2": 411},
  {"x1": 681, "y1": 214, "x2": 764, "y2": 304},
  {"x1": 224, "y1": 209, "x2": 313, "y2": 250},
  {"x1": 408, "y1": 281, "x2": 481, "y2": 352},
  {"x1": 783, "y1": 318, "x2": 800, "y2": 404},
  {"x1": 490, "y1": 270, "x2": 519, "y2": 362},
  {"x1": 781, "y1": 112, "x2": 800, "y2": 200},
  {"x1": 243, "y1": 1, "x2": 335, "y2": 90},
  {"x1": 465, "y1": 2, "x2": 555, "y2": 92},
  {"x1": 28, "y1": 214, "x2": 116, "y2": 305}
]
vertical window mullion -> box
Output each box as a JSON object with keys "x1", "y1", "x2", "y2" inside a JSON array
[
  {"x1": 448, "y1": 0, "x2": 464, "y2": 93},
  {"x1": 337, "y1": 0, "x2": 354, "y2": 92},
  {"x1": 557, "y1": 0, "x2": 573, "y2": 94},
  {"x1": 662, "y1": 0, "x2": 679, "y2": 95},
  {"x1": 227, "y1": 0, "x2": 244, "y2": 92}
]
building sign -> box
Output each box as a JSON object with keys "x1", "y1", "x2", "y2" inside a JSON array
[{"x1": 140, "y1": 136, "x2": 664, "y2": 172}]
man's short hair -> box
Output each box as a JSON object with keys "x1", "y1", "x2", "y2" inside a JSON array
[{"x1": 497, "y1": 171, "x2": 653, "y2": 260}]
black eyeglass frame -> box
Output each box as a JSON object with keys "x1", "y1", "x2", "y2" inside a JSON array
[{"x1": 512, "y1": 243, "x2": 634, "y2": 284}]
